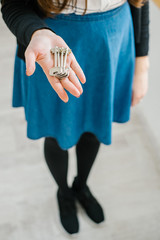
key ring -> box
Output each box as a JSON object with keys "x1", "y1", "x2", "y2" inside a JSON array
[{"x1": 49, "y1": 46, "x2": 72, "y2": 80}]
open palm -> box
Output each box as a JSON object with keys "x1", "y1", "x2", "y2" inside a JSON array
[{"x1": 25, "y1": 29, "x2": 86, "y2": 102}]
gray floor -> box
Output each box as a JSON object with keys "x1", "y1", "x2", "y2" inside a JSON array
[{"x1": 0, "y1": 2, "x2": 160, "y2": 240}]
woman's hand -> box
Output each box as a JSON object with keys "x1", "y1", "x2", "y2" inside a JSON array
[
  {"x1": 25, "y1": 29, "x2": 86, "y2": 103},
  {"x1": 131, "y1": 56, "x2": 149, "y2": 107}
]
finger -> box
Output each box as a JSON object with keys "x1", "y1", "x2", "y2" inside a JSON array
[
  {"x1": 49, "y1": 76, "x2": 69, "y2": 102},
  {"x1": 70, "y1": 55, "x2": 86, "y2": 84},
  {"x1": 41, "y1": 58, "x2": 81, "y2": 100},
  {"x1": 37, "y1": 57, "x2": 69, "y2": 102},
  {"x1": 25, "y1": 50, "x2": 36, "y2": 76},
  {"x1": 60, "y1": 77, "x2": 81, "y2": 98},
  {"x1": 131, "y1": 91, "x2": 137, "y2": 107},
  {"x1": 131, "y1": 98, "x2": 138, "y2": 107},
  {"x1": 41, "y1": 64, "x2": 69, "y2": 103},
  {"x1": 131, "y1": 94, "x2": 140, "y2": 106},
  {"x1": 68, "y1": 68, "x2": 83, "y2": 94}
]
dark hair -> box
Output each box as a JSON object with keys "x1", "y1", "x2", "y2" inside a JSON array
[
  {"x1": 37, "y1": 0, "x2": 87, "y2": 16},
  {"x1": 37, "y1": 0, "x2": 148, "y2": 17}
]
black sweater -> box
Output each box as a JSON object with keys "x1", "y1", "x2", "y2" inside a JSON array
[{"x1": 1, "y1": 0, "x2": 150, "y2": 60}]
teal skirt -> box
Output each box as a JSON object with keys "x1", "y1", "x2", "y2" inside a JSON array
[{"x1": 13, "y1": 1, "x2": 135, "y2": 150}]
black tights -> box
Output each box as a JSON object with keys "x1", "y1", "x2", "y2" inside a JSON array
[{"x1": 44, "y1": 132, "x2": 101, "y2": 194}]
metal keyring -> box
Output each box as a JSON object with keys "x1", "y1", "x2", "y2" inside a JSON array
[{"x1": 49, "y1": 46, "x2": 72, "y2": 80}]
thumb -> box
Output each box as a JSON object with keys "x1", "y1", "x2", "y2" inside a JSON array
[{"x1": 25, "y1": 50, "x2": 36, "y2": 76}]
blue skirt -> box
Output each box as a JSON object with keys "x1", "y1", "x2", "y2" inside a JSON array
[{"x1": 13, "y1": 1, "x2": 135, "y2": 150}]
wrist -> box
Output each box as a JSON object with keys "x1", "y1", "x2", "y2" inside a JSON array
[
  {"x1": 135, "y1": 56, "x2": 150, "y2": 73},
  {"x1": 31, "y1": 28, "x2": 57, "y2": 40}
]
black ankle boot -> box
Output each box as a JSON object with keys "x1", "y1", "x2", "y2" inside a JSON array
[
  {"x1": 57, "y1": 188, "x2": 79, "y2": 234},
  {"x1": 71, "y1": 177, "x2": 105, "y2": 224}
]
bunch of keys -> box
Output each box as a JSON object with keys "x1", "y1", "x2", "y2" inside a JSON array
[{"x1": 49, "y1": 46, "x2": 72, "y2": 80}]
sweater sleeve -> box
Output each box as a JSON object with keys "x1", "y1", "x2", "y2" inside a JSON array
[
  {"x1": 0, "y1": 0, "x2": 56, "y2": 47},
  {"x1": 135, "y1": 0, "x2": 150, "y2": 56},
  {"x1": 129, "y1": 0, "x2": 150, "y2": 57}
]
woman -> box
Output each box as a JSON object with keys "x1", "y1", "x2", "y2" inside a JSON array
[{"x1": 1, "y1": 0, "x2": 149, "y2": 235}]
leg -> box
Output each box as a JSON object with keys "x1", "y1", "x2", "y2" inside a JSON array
[
  {"x1": 44, "y1": 136, "x2": 70, "y2": 195},
  {"x1": 43, "y1": 137, "x2": 79, "y2": 234},
  {"x1": 72, "y1": 132, "x2": 105, "y2": 223},
  {"x1": 75, "y1": 132, "x2": 101, "y2": 188}
]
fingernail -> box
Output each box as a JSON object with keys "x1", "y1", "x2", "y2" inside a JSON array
[
  {"x1": 26, "y1": 68, "x2": 31, "y2": 76},
  {"x1": 64, "y1": 97, "x2": 69, "y2": 103}
]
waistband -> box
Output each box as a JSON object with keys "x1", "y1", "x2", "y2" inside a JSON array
[
  {"x1": 51, "y1": 0, "x2": 128, "y2": 21},
  {"x1": 103, "y1": 0, "x2": 127, "y2": 12}
]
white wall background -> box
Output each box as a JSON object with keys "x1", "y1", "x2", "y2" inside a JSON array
[{"x1": 139, "y1": 1, "x2": 160, "y2": 151}]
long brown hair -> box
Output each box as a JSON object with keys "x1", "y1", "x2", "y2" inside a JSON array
[{"x1": 37, "y1": 0, "x2": 148, "y2": 16}]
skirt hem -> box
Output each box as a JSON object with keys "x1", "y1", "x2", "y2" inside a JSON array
[{"x1": 12, "y1": 105, "x2": 130, "y2": 150}]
